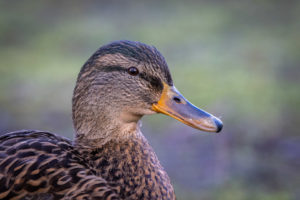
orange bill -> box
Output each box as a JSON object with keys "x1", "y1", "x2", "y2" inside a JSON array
[{"x1": 152, "y1": 83, "x2": 223, "y2": 133}]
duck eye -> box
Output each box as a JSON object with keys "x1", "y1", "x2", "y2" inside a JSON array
[{"x1": 127, "y1": 67, "x2": 139, "y2": 76}]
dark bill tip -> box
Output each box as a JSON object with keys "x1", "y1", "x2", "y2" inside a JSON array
[{"x1": 213, "y1": 117, "x2": 223, "y2": 133}]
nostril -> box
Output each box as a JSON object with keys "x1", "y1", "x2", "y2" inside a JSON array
[{"x1": 173, "y1": 96, "x2": 181, "y2": 104}]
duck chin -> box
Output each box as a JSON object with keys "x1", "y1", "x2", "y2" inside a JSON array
[{"x1": 120, "y1": 108, "x2": 155, "y2": 123}]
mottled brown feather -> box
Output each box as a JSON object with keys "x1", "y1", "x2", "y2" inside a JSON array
[{"x1": 0, "y1": 130, "x2": 120, "y2": 199}]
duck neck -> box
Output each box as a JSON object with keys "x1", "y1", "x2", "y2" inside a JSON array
[
  {"x1": 72, "y1": 99, "x2": 175, "y2": 199},
  {"x1": 73, "y1": 106, "x2": 143, "y2": 148},
  {"x1": 80, "y1": 131, "x2": 175, "y2": 200}
]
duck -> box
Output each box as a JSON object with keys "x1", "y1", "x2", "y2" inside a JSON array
[{"x1": 0, "y1": 40, "x2": 223, "y2": 200}]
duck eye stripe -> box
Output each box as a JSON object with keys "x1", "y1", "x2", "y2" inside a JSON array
[{"x1": 99, "y1": 66, "x2": 163, "y2": 91}]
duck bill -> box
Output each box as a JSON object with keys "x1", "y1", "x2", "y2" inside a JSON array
[{"x1": 152, "y1": 83, "x2": 223, "y2": 133}]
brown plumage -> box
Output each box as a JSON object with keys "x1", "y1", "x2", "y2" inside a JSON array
[{"x1": 0, "y1": 40, "x2": 222, "y2": 199}]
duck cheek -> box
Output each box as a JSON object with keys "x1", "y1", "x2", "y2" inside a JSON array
[
  {"x1": 120, "y1": 111, "x2": 142, "y2": 123},
  {"x1": 120, "y1": 106, "x2": 155, "y2": 123},
  {"x1": 143, "y1": 108, "x2": 157, "y2": 115},
  {"x1": 131, "y1": 101, "x2": 157, "y2": 115}
]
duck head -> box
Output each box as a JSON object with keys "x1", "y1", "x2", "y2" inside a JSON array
[{"x1": 72, "y1": 41, "x2": 222, "y2": 144}]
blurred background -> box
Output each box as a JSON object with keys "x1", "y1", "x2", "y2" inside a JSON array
[{"x1": 0, "y1": 0, "x2": 299, "y2": 199}]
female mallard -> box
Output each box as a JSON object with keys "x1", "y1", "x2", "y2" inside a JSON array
[{"x1": 0, "y1": 40, "x2": 222, "y2": 200}]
